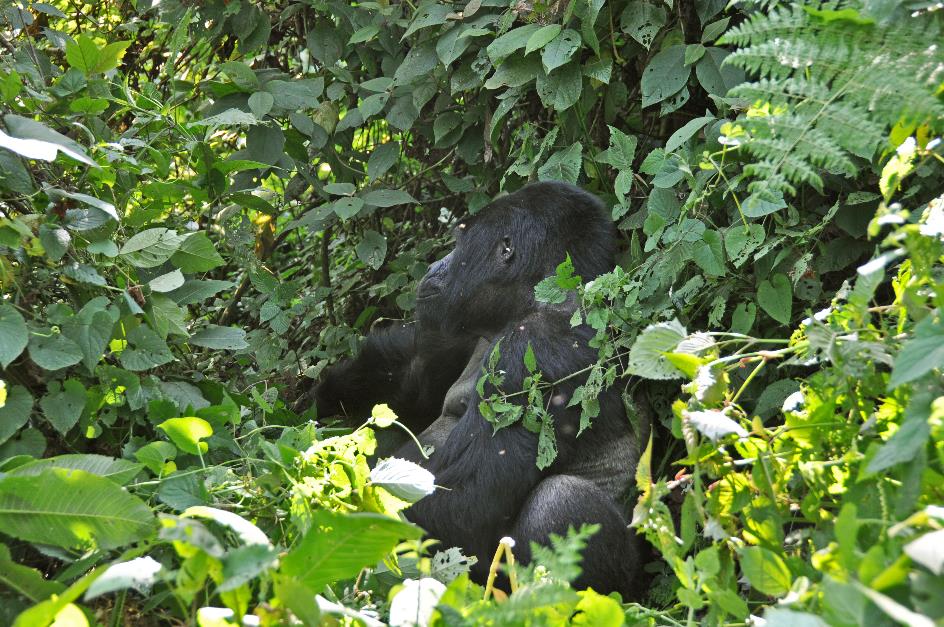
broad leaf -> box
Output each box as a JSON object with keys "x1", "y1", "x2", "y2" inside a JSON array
[
  {"x1": 0, "y1": 468, "x2": 154, "y2": 550},
  {"x1": 280, "y1": 510, "x2": 422, "y2": 591},
  {"x1": 159, "y1": 417, "x2": 213, "y2": 455},
  {"x1": 0, "y1": 302, "x2": 28, "y2": 368},
  {"x1": 188, "y1": 325, "x2": 249, "y2": 350}
]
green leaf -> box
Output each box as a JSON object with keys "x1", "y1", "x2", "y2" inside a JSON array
[
  {"x1": 356, "y1": 230, "x2": 388, "y2": 270},
  {"x1": 324, "y1": 182, "x2": 356, "y2": 196},
  {"x1": 167, "y1": 279, "x2": 236, "y2": 306},
  {"x1": 0, "y1": 543, "x2": 65, "y2": 603},
  {"x1": 684, "y1": 43, "x2": 706, "y2": 66},
  {"x1": 170, "y1": 232, "x2": 225, "y2": 273},
  {"x1": 627, "y1": 320, "x2": 688, "y2": 380},
  {"x1": 148, "y1": 269, "x2": 186, "y2": 293},
  {"x1": 621, "y1": 1, "x2": 667, "y2": 49},
  {"x1": 64, "y1": 34, "x2": 102, "y2": 73},
  {"x1": 867, "y1": 392, "x2": 933, "y2": 473},
  {"x1": 349, "y1": 25, "x2": 380, "y2": 44},
  {"x1": 2, "y1": 114, "x2": 96, "y2": 166},
  {"x1": 159, "y1": 417, "x2": 213, "y2": 455},
  {"x1": 248, "y1": 91, "x2": 274, "y2": 119},
  {"x1": 263, "y1": 79, "x2": 324, "y2": 109},
  {"x1": 62, "y1": 309, "x2": 114, "y2": 373},
  {"x1": 38, "y1": 224, "x2": 70, "y2": 261},
  {"x1": 724, "y1": 224, "x2": 765, "y2": 267},
  {"x1": 402, "y1": 2, "x2": 451, "y2": 40},
  {"x1": 85, "y1": 555, "x2": 164, "y2": 600},
  {"x1": 280, "y1": 510, "x2": 422, "y2": 591},
  {"x1": 536, "y1": 63, "x2": 583, "y2": 112},
  {"x1": 757, "y1": 273, "x2": 792, "y2": 324},
  {"x1": 9, "y1": 454, "x2": 142, "y2": 485},
  {"x1": 692, "y1": 230, "x2": 725, "y2": 276},
  {"x1": 134, "y1": 441, "x2": 177, "y2": 475},
  {"x1": 120, "y1": 228, "x2": 185, "y2": 268},
  {"x1": 28, "y1": 331, "x2": 83, "y2": 371},
  {"x1": 694, "y1": 47, "x2": 745, "y2": 97},
  {"x1": 526, "y1": 24, "x2": 561, "y2": 54},
  {"x1": 363, "y1": 189, "x2": 417, "y2": 207},
  {"x1": 597, "y1": 126, "x2": 638, "y2": 170},
  {"x1": 685, "y1": 409, "x2": 748, "y2": 441},
  {"x1": 393, "y1": 41, "x2": 439, "y2": 86},
  {"x1": 743, "y1": 191, "x2": 787, "y2": 218},
  {"x1": 333, "y1": 197, "x2": 365, "y2": 220},
  {"x1": 0, "y1": 385, "x2": 32, "y2": 446},
  {"x1": 39, "y1": 379, "x2": 86, "y2": 435},
  {"x1": 761, "y1": 609, "x2": 828, "y2": 627},
  {"x1": 0, "y1": 302, "x2": 28, "y2": 369},
  {"x1": 119, "y1": 325, "x2": 174, "y2": 371},
  {"x1": 96, "y1": 40, "x2": 131, "y2": 73},
  {"x1": 641, "y1": 45, "x2": 689, "y2": 108},
  {"x1": 665, "y1": 115, "x2": 714, "y2": 153},
  {"x1": 0, "y1": 468, "x2": 154, "y2": 550},
  {"x1": 369, "y1": 458, "x2": 435, "y2": 502},
  {"x1": 368, "y1": 142, "x2": 399, "y2": 181},
  {"x1": 739, "y1": 546, "x2": 792, "y2": 597},
  {"x1": 542, "y1": 29, "x2": 581, "y2": 74},
  {"x1": 487, "y1": 24, "x2": 541, "y2": 62},
  {"x1": 220, "y1": 60, "x2": 259, "y2": 91},
  {"x1": 183, "y1": 505, "x2": 270, "y2": 546},
  {"x1": 189, "y1": 325, "x2": 249, "y2": 350},
  {"x1": 889, "y1": 318, "x2": 944, "y2": 387},
  {"x1": 537, "y1": 142, "x2": 583, "y2": 184}
]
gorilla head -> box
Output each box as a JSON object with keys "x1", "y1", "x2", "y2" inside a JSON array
[{"x1": 416, "y1": 181, "x2": 616, "y2": 337}]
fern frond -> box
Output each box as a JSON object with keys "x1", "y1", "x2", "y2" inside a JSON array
[{"x1": 720, "y1": 1, "x2": 944, "y2": 197}]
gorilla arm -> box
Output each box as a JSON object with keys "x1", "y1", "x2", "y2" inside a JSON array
[{"x1": 314, "y1": 322, "x2": 476, "y2": 432}]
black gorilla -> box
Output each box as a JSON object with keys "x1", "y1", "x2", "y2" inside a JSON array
[{"x1": 315, "y1": 182, "x2": 647, "y2": 596}]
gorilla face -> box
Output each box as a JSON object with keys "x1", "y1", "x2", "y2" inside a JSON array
[
  {"x1": 415, "y1": 181, "x2": 616, "y2": 339},
  {"x1": 415, "y1": 212, "x2": 534, "y2": 338}
]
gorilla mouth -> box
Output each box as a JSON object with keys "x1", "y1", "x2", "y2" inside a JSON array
[
  {"x1": 416, "y1": 291, "x2": 440, "y2": 302},
  {"x1": 416, "y1": 285, "x2": 443, "y2": 301}
]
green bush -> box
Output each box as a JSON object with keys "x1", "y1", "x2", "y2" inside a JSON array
[{"x1": 0, "y1": 0, "x2": 942, "y2": 624}]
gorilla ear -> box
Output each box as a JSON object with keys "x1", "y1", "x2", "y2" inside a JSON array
[{"x1": 500, "y1": 236, "x2": 515, "y2": 263}]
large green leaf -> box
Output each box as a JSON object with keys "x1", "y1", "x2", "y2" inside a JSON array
[
  {"x1": 280, "y1": 510, "x2": 422, "y2": 591},
  {"x1": 2, "y1": 114, "x2": 96, "y2": 166},
  {"x1": 119, "y1": 228, "x2": 184, "y2": 268},
  {"x1": 0, "y1": 468, "x2": 154, "y2": 550},
  {"x1": 627, "y1": 320, "x2": 688, "y2": 380},
  {"x1": 188, "y1": 325, "x2": 248, "y2": 350},
  {"x1": 641, "y1": 45, "x2": 689, "y2": 108},
  {"x1": 541, "y1": 29, "x2": 581, "y2": 74},
  {"x1": 170, "y1": 232, "x2": 224, "y2": 273},
  {"x1": 0, "y1": 543, "x2": 65, "y2": 603},
  {"x1": 0, "y1": 385, "x2": 32, "y2": 446},
  {"x1": 39, "y1": 379, "x2": 86, "y2": 435},
  {"x1": 118, "y1": 325, "x2": 174, "y2": 371},
  {"x1": 739, "y1": 546, "x2": 792, "y2": 597},
  {"x1": 28, "y1": 331, "x2": 83, "y2": 371},
  {"x1": 0, "y1": 302, "x2": 28, "y2": 369},
  {"x1": 757, "y1": 273, "x2": 793, "y2": 325},
  {"x1": 889, "y1": 317, "x2": 944, "y2": 387},
  {"x1": 537, "y1": 142, "x2": 583, "y2": 184},
  {"x1": 9, "y1": 454, "x2": 142, "y2": 485}
]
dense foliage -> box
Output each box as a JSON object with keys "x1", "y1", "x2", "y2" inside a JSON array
[{"x1": 0, "y1": 0, "x2": 942, "y2": 625}]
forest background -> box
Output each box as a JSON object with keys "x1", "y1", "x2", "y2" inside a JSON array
[{"x1": 0, "y1": 0, "x2": 943, "y2": 625}]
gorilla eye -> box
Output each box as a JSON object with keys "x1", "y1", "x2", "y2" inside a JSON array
[{"x1": 500, "y1": 236, "x2": 514, "y2": 263}]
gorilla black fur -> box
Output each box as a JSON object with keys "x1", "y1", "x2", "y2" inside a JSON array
[{"x1": 314, "y1": 181, "x2": 646, "y2": 597}]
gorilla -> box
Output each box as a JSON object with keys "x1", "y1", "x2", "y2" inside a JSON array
[{"x1": 314, "y1": 181, "x2": 647, "y2": 597}]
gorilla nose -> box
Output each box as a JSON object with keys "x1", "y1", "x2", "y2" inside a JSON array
[{"x1": 418, "y1": 253, "x2": 452, "y2": 299}]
